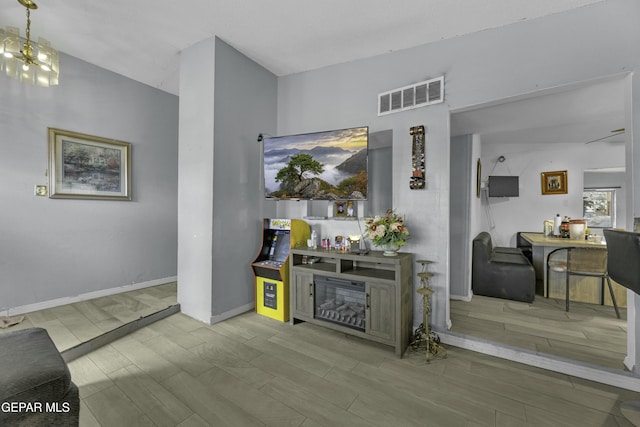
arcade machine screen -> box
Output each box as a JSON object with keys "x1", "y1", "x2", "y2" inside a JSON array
[{"x1": 270, "y1": 230, "x2": 291, "y2": 265}]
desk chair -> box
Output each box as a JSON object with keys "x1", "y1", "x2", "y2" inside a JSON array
[
  {"x1": 603, "y1": 228, "x2": 640, "y2": 425},
  {"x1": 546, "y1": 246, "x2": 620, "y2": 318}
]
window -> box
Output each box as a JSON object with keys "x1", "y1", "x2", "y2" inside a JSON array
[{"x1": 583, "y1": 189, "x2": 616, "y2": 228}]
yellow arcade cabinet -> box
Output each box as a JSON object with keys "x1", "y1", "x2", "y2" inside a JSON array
[{"x1": 252, "y1": 218, "x2": 310, "y2": 321}]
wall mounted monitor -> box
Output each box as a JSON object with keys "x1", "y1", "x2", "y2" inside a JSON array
[
  {"x1": 488, "y1": 175, "x2": 519, "y2": 197},
  {"x1": 263, "y1": 126, "x2": 368, "y2": 200}
]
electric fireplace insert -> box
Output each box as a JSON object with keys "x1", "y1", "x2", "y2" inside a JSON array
[{"x1": 314, "y1": 275, "x2": 366, "y2": 331}]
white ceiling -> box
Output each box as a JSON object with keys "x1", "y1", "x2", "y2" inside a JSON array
[
  {"x1": 0, "y1": 0, "x2": 604, "y2": 95},
  {"x1": 451, "y1": 77, "x2": 626, "y2": 146}
]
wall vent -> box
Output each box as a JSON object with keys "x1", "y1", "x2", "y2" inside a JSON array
[{"x1": 378, "y1": 76, "x2": 444, "y2": 116}]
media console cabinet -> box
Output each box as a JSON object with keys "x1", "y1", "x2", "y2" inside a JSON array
[{"x1": 289, "y1": 248, "x2": 413, "y2": 357}]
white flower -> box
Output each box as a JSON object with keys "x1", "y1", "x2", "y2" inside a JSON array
[
  {"x1": 373, "y1": 224, "x2": 386, "y2": 237},
  {"x1": 364, "y1": 210, "x2": 411, "y2": 247}
]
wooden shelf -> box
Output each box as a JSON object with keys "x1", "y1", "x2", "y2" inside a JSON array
[
  {"x1": 292, "y1": 262, "x2": 336, "y2": 274},
  {"x1": 302, "y1": 216, "x2": 359, "y2": 221}
]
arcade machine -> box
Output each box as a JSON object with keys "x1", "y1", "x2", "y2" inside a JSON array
[{"x1": 252, "y1": 218, "x2": 310, "y2": 322}]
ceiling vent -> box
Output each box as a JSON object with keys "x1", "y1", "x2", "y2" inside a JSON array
[{"x1": 378, "y1": 76, "x2": 444, "y2": 116}]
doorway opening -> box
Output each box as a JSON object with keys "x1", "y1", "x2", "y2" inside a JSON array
[{"x1": 445, "y1": 74, "x2": 632, "y2": 384}]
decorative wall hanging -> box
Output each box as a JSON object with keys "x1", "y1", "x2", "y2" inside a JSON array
[
  {"x1": 48, "y1": 128, "x2": 131, "y2": 200},
  {"x1": 476, "y1": 158, "x2": 482, "y2": 198},
  {"x1": 409, "y1": 125, "x2": 425, "y2": 189},
  {"x1": 540, "y1": 170, "x2": 568, "y2": 195}
]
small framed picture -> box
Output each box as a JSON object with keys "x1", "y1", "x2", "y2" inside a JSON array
[
  {"x1": 541, "y1": 170, "x2": 568, "y2": 195},
  {"x1": 334, "y1": 201, "x2": 347, "y2": 217},
  {"x1": 346, "y1": 200, "x2": 355, "y2": 217}
]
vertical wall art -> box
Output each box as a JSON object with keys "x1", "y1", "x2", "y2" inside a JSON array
[{"x1": 409, "y1": 125, "x2": 425, "y2": 189}]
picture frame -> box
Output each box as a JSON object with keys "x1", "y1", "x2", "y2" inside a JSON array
[
  {"x1": 48, "y1": 128, "x2": 132, "y2": 200},
  {"x1": 334, "y1": 201, "x2": 347, "y2": 217},
  {"x1": 476, "y1": 158, "x2": 482, "y2": 198},
  {"x1": 346, "y1": 200, "x2": 356, "y2": 217},
  {"x1": 540, "y1": 170, "x2": 568, "y2": 195}
]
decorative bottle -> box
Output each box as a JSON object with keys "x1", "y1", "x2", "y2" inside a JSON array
[{"x1": 310, "y1": 230, "x2": 317, "y2": 249}]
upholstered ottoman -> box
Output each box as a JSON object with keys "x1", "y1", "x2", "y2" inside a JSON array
[{"x1": 0, "y1": 328, "x2": 79, "y2": 426}]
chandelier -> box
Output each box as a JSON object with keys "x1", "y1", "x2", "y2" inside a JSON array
[{"x1": 0, "y1": 0, "x2": 59, "y2": 87}]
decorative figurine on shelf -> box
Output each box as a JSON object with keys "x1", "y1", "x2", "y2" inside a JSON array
[
  {"x1": 347, "y1": 200, "x2": 355, "y2": 217},
  {"x1": 411, "y1": 259, "x2": 447, "y2": 362}
]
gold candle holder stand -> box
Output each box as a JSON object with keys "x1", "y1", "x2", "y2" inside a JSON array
[{"x1": 410, "y1": 259, "x2": 446, "y2": 361}]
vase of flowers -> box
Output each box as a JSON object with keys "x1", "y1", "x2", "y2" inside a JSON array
[{"x1": 364, "y1": 209, "x2": 410, "y2": 256}]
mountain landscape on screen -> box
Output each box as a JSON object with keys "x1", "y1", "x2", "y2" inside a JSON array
[{"x1": 264, "y1": 127, "x2": 368, "y2": 200}]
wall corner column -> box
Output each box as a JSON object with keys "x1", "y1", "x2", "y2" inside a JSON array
[{"x1": 177, "y1": 38, "x2": 216, "y2": 323}]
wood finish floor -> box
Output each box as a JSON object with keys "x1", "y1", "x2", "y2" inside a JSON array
[
  {"x1": 3, "y1": 284, "x2": 638, "y2": 426},
  {"x1": 450, "y1": 295, "x2": 627, "y2": 371},
  {"x1": 0, "y1": 282, "x2": 177, "y2": 351}
]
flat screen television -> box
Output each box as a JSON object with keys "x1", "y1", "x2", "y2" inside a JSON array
[
  {"x1": 488, "y1": 175, "x2": 519, "y2": 197},
  {"x1": 263, "y1": 126, "x2": 368, "y2": 200}
]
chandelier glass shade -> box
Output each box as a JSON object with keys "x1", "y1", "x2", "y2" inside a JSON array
[{"x1": 0, "y1": 0, "x2": 59, "y2": 87}]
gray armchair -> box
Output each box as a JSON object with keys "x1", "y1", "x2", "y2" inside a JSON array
[
  {"x1": 0, "y1": 328, "x2": 79, "y2": 426},
  {"x1": 472, "y1": 232, "x2": 536, "y2": 303}
]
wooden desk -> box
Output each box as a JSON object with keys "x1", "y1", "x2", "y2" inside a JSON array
[{"x1": 520, "y1": 232, "x2": 626, "y2": 307}]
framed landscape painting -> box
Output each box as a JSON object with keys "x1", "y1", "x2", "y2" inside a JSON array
[{"x1": 48, "y1": 128, "x2": 131, "y2": 200}]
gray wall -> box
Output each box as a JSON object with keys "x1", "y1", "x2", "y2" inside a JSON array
[
  {"x1": 177, "y1": 38, "x2": 216, "y2": 322},
  {"x1": 584, "y1": 171, "x2": 626, "y2": 188},
  {"x1": 276, "y1": 0, "x2": 640, "y2": 331},
  {"x1": 449, "y1": 135, "x2": 473, "y2": 299},
  {"x1": 177, "y1": 37, "x2": 277, "y2": 323},
  {"x1": 212, "y1": 38, "x2": 277, "y2": 318},
  {"x1": 0, "y1": 53, "x2": 178, "y2": 311},
  {"x1": 480, "y1": 139, "x2": 625, "y2": 247},
  {"x1": 367, "y1": 130, "x2": 393, "y2": 216}
]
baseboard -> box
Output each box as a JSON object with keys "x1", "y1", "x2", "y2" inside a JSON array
[
  {"x1": 625, "y1": 355, "x2": 636, "y2": 373},
  {"x1": 209, "y1": 302, "x2": 255, "y2": 325},
  {"x1": 1, "y1": 276, "x2": 178, "y2": 316},
  {"x1": 450, "y1": 293, "x2": 473, "y2": 302},
  {"x1": 437, "y1": 330, "x2": 640, "y2": 392}
]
